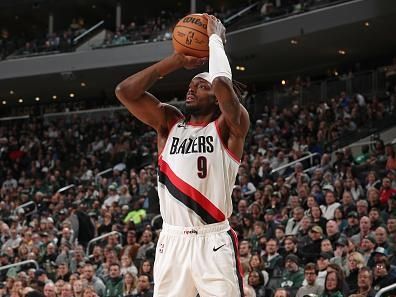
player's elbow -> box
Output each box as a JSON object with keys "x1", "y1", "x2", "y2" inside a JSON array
[
  {"x1": 115, "y1": 84, "x2": 122, "y2": 99},
  {"x1": 115, "y1": 82, "x2": 126, "y2": 102},
  {"x1": 115, "y1": 80, "x2": 137, "y2": 103}
]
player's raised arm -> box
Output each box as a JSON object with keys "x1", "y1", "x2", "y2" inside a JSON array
[
  {"x1": 203, "y1": 14, "x2": 250, "y2": 156},
  {"x1": 115, "y1": 53, "x2": 207, "y2": 133}
]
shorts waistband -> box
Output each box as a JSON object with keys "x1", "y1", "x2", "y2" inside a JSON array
[{"x1": 162, "y1": 221, "x2": 230, "y2": 236}]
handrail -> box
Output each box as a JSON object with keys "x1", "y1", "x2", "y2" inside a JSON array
[
  {"x1": 224, "y1": 2, "x2": 260, "y2": 24},
  {"x1": 86, "y1": 231, "x2": 123, "y2": 256},
  {"x1": 375, "y1": 283, "x2": 396, "y2": 297},
  {"x1": 15, "y1": 201, "x2": 36, "y2": 216},
  {"x1": 0, "y1": 260, "x2": 39, "y2": 272},
  {"x1": 95, "y1": 168, "x2": 113, "y2": 184},
  {"x1": 44, "y1": 106, "x2": 124, "y2": 118},
  {"x1": 271, "y1": 152, "x2": 320, "y2": 174},
  {"x1": 57, "y1": 184, "x2": 75, "y2": 193},
  {"x1": 73, "y1": 20, "x2": 104, "y2": 44},
  {"x1": 346, "y1": 141, "x2": 377, "y2": 149},
  {"x1": 0, "y1": 115, "x2": 30, "y2": 122}
]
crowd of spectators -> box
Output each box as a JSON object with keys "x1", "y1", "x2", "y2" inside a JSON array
[
  {"x1": 101, "y1": 4, "x2": 239, "y2": 47},
  {"x1": 259, "y1": 0, "x2": 352, "y2": 20},
  {"x1": 1, "y1": 0, "x2": 353, "y2": 59},
  {"x1": 0, "y1": 77, "x2": 395, "y2": 297},
  {"x1": 0, "y1": 18, "x2": 86, "y2": 60},
  {"x1": 102, "y1": 12, "x2": 177, "y2": 47}
]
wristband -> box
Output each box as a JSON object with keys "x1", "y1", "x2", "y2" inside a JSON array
[{"x1": 209, "y1": 34, "x2": 232, "y2": 82}]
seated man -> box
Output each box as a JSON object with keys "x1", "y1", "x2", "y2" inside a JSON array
[
  {"x1": 296, "y1": 263, "x2": 323, "y2": 297},
  {"x1": 279, "y1": 254, "x2": 304, "y2": 296}
]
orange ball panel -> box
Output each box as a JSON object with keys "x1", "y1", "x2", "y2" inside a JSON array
[{"x1": 172, "y1": 14, "x2": 209, "y2": 58}]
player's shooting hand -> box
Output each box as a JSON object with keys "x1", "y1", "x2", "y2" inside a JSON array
[
  {"x1": 203, "y1": 13, "x2": 226, "y2": 44},
  {"x1": 174, "y1": 52, "x2": 208, "y2": 70}
]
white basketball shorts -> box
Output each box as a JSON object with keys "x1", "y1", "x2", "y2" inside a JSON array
[{"x1": 153, "y1": 220, "x2": 244, "y2": 297}]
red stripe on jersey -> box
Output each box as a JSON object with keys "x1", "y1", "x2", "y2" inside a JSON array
[{"x1": 158, "y1": 158, "x2": 226, "y2": 222}]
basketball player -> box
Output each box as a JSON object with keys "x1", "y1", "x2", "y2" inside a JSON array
[{"x1": 115, "y1": 14, "x2": 249, "y2": 297}]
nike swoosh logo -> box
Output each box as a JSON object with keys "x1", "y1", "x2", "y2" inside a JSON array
[{"x1": 213, "y1": 244, "x2": 226, "y2": 252}]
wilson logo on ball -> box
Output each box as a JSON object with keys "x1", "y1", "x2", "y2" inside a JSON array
[{"x1": 182, "y1": 17, "x2": 207, "y2": 29}]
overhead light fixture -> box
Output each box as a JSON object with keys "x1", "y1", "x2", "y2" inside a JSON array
[
  {"x1": 69, "y1": 93, "x2": 75, "y2": 98},
  {"x1": 2, "y1": 100, "x2": 6, "y2": 105},
  {"x1": 9, "y1": 90, "x2": 14, "y2": 95},
  {"x1": 35, "y1": 97, "x2": 40, "y2": 101},
  {"x1": 290, "y1": 39, "x2": 298, "y2": 45},
  {"x1": 18, "y1": 98, "x2": 23, "y2": 103},
  {"x1": 338, "y1": 50, "x2": 346, "y2": 55},
  {"x1": 281, "y1": 80, "x2": 286, "y2": 85},
  {"x1": 364, "y1": 21, "x2": 370, "y2": 27},
  {"x1": 80, "y1": 82, "x2": 86, "y2": 87},
  {"x1": 52, "y1": 95, "x2": 57, "y2": 99},
  {"x1": 236, "y1": 66, "x2": 246, "y2": 71}
]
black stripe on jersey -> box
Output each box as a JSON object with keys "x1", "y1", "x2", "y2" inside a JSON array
[
  {"x1": 158, "y1": 171, "x2": 218, "y2": 224},
  {"x1": 227, "y1": 230, "x2": 244, "y2": 297}
]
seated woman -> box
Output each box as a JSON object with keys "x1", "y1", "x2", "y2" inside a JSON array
[
  {"x1": 321, "y1": 271, "x2": 343, "y2": 297},
  {"x1": 248, "y1": 269, "x2": 270, "y2": 297}
]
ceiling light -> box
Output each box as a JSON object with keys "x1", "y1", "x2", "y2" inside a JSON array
[
  {"x1": 35, "y1": 97, "x2": 40, "y2": 101},
  {"x1": 338, "y1": 50, "x2": 346, "y2": 55},
  {"x1": 52, "y1": 95, "x2": 57, "y2": 99},
  {"x1": 9, "y1": 90, "x2": 14, "y2": 95},
  {"x1": 281, "y1": 80, "x2": 286, "y2": 85},
  {"x1": 236, "y1": 66, "x2": 245, "y2": 71},
  {"x1": 80, "y1": 82, "x2": 86, "y2": 87},
  {"x1": 18, "y1": 98, "x2": 23, "y2": 103},
  {"x1": 69, "y1": 93, "x2": 75, "y2": 98},
  {"x1": 290, "y1": 39, "x2": 298, "y2": 45},
  {"x1": 364, "y1": 21, "x2": 370, "y2": 27},
  {"x1": 2, "y1": 101, "x2": 6, "y2": 105}
]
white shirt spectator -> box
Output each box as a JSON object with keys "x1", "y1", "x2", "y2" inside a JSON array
[
  {"x1": 320, "y1": 202, "x2": 341, "y2": 220},
  {"x1": 2, "y1": 176, "x2": 17, "y2": 192},
  {"x1": 103, "y1": 193, "x2": 119, "y2": 208}
]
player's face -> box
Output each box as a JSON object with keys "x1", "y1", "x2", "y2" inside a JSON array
[{"x1": 186, "y1": 78, "x2": 216, "y2": 115}]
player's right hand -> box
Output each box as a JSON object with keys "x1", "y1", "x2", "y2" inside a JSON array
[{"x1": 203, "y1": 13, "x2": 226, "y2": 44}]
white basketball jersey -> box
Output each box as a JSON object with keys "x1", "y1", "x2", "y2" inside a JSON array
[{"x1": 158, "y1": 119, "x2": 240, "y2": 226}]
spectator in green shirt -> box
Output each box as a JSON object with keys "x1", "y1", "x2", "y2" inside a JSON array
[
  {"x1": 105, "y1": 263, "x2": 123, "y2": 297},
  {"x1": 280, "y1": 254, "x2": 304, "y2": 296}
]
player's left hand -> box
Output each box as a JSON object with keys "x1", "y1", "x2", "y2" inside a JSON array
[
  {"x1": 174, "y1": 52, "x2": 208, "y2": 70},
  {"x1": 203, "y1": 13, "x2": 226, "y2": 44}
]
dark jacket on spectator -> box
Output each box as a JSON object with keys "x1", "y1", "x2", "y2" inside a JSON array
[
  {"x1": 346, "y1": 268, "x2": 359, "y2": 293},
  {"x1": 300, "y1": 238, "x2": 322, "y2": 263},
  {"x1": 105, "y1": 276, "x2": 123, "y2": 297}
]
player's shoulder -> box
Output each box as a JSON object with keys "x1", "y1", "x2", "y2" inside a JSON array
[{"x1": 157, "y1": 103, "x2": 184, "y2": 133}]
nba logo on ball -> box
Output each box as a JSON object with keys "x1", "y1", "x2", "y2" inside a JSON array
[{"x1": 172, "y1": 13, "x2": 209, "y2": 58}]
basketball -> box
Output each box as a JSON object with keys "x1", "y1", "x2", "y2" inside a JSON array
[{"x1": 172, "y1": 13, "x2": 209, "y2": 58}]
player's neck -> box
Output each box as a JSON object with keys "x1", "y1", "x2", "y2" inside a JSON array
[{"x1": 188, "y1": 111, "x2": 217, "y2": 125}]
